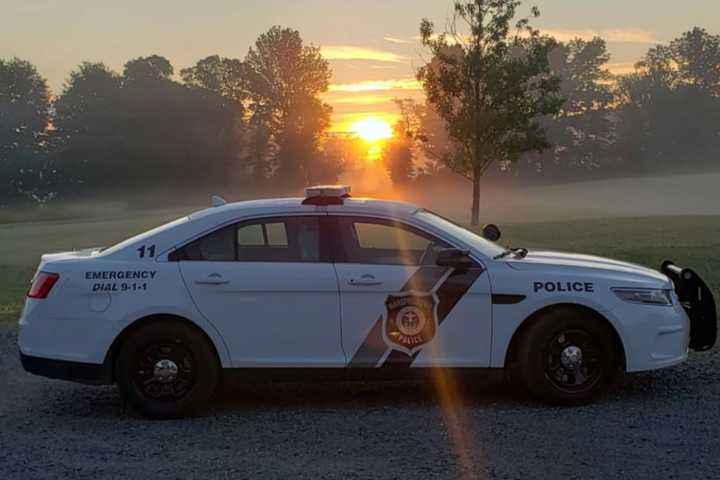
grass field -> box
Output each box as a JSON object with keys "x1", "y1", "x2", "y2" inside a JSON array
[{"x1": 1, "y1": 206, "x2": 719, "y2": 325}]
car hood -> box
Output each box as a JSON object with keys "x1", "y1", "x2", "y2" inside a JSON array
[{"x1": 505, "y1": 250, "x2": 670, "y2": 286}]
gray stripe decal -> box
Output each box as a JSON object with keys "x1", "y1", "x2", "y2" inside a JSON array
[{"x1": 348, "y1": 266, "x2": 449, "y2": 367}]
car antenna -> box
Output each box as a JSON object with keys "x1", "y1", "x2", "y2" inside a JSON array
[{"x1": 211, "y1": 195, "x2": 227, "y2": 207}]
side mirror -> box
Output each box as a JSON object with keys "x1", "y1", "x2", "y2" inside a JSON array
[
  {"x1": 436, "y1": 248, "x2": 475, "y2": 268},
  {"x1": 482, "y1": 224, "x2": 501, "y2": 242}
]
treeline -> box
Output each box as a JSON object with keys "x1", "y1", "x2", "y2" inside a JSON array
[
  {"x1": 3, "y1": 26, "x2": 720, "y2": 206},
  {"x1": 0, "y1": 26, "x2": 344, "y2": 206},
  {"x1": 384, "y1": 27, "x2": 720, "y2": 185}
]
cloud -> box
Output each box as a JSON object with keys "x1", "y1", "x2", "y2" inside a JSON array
[
  {"x1": 328, "y1": 78, "x2": 421, "y2": 93},
  {"x1": 327, "y1": 95, "x2": 398, "y2": 105},
  {"x1": 539, "y1": 28, "x2": 660, "y2": 44},
  {"x1": 321, "y1": 45, "x2": 408, "y2": 63},
  {"x1": 606, "y1": 62, "x2": 637, "y2": 76},
  {"x1": 412, "y1": 33, "x2": 469, "y2": 45},
  {"x1": 417, "y1": 28, "x2": 660, "y2": 45},
  {"x1": 383, "y1": 36, "x2": 411, "y2": 44}
]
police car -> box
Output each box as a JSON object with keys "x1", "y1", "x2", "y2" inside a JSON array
[{"x1": 19, "y1": 186, "x2": 717, "y2": 418}]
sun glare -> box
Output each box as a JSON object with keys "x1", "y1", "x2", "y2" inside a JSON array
[{"x1": 351, "y1": 117, "x2": 393, "y2": 142}]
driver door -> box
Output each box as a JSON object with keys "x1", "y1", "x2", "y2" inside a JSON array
[{"x1": 331, "y1": 215, "x2": 492, "y2": 368}]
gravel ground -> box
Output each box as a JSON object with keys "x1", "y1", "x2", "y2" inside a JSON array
[{"x1": 1, "y1": 325, "x2": 719, "y2": 480}]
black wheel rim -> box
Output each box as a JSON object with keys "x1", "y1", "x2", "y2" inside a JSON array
[
  {"x1": 132, "y1": 340, "x2": 196, "y2": 401},
  {"x1": 543, "y1": 328, "x2": 603, "y2": 393}
]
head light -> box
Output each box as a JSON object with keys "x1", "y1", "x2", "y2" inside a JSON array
[{"x1": 612, "y1": 288, "x2": 673, "y2": 306}]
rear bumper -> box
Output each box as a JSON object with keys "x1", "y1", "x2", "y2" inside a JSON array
[
  {"x1": 20, "y1": 352, "x2": 111, "y2": 385},
  {"x1": 661, "y1": 261, "x2": 717, "y2": 351}
]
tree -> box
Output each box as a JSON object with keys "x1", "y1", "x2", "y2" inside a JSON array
[
  {"x1": 391, "y1": 97, "x2": 461, "y2": 180},
  {"x1": 518, "y1": 37, "x2": 614, "y2": 177},
  {"x1": 382, "y1": 99, "x2": 418, "y2": 185},
  {"x1": 550, "y1": 38, "x2": 613, "y2": 115},
  {"x1": 673, "y1": 28, "x2": 720, "y2": 93},
  {"x1": 382, "y1": 138, "x2": 415, "y2": 186},
  {"x1": 118, "y1": 55, "x2": 246, "y2": 191},
  {"x1": 637, "y1": 27, "x2": 720, "y2": 94},
  {"x1": 417, "y1": 0, "x2": 562, "y2": 224},
  {"x1": 614, "y1": 28, "x2": 720, "y2": 172},
  {"x1": 180, "y1": 55, "x2": 248, "y2": 106},
  {"x1": 123, "y1": 55, "x2": 173, "y2": 82},
  {"x1": 243, "y1": 26, "x2": 335, "y2": 186},
  {"x1": 53, "y1": 62, "x2": 123, "y2": 192},
  {"x1": 55, "y1": 58, "x2": 248, "y2": 198},
  {"x1": 0, "y1": 58, "x2": 52, "y2": 204}
]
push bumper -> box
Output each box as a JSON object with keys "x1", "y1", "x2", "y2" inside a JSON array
[
  {"x1": 19, "y1": 352, "x2": 112, "y2": 385},
  {"x1": 661, "y1": 261, "x2": 717, "y2": 351}
]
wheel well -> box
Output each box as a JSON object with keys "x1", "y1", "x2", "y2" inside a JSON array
[
  {"x1": 104, "y1": 314, "x2": 221, "y2": 382},
  {"x1": 504, "y1": 303, "x2": 626, "y2": 370}
]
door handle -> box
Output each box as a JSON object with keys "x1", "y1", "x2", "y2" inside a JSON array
[
  {"x1": 194, "y1": 273, "x2": 229, "y2": 285},
  {"x1": 347, "y1": 274, "x2": 384, "y2": 286}
]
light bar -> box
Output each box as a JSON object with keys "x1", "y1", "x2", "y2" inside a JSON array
[{"x1": 304, "y1": 185, "x2": 351, "y2": 198}]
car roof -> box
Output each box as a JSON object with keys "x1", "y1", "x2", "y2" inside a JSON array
[{"x1": 188, "y1": 197, "x2": 420, "y2": 222}]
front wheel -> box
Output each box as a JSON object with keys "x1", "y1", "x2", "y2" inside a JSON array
[
  {"x1": 512, "y1": 307, "x2": 620, "y2": 406},
  {"x1": 115, "y1": 320, "x2": 219, "y2": 419}
]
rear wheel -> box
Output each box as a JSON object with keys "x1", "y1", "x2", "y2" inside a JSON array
[
  {"x1": 512, "y1": 307, "x2": 620, "y2": 405},
  {"x1": 115, "y1": 320, "x2": 219, "y2": 419}
]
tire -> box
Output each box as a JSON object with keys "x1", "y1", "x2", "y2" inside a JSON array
[
  {"x1": 512, "y1": 307, "x2": 620, "y2": 406},
  {"x1": 115, "y1": 320, "x2": 219, "y2": 419}
]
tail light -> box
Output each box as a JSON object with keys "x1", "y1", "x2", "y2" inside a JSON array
[{"x1": 27, "y1": 272, "x2": 60, "y2": 299}]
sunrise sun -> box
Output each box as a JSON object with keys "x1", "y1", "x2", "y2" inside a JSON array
[{"x1": 351, "y1": 117, "x2": 393, "y2": 142}]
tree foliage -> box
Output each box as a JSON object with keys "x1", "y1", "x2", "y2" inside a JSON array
[
  {"x1": 180, "y1": 55, "x2": 248, "y2": 109},
  {"x1": 244, "y1": 26, "x2": 333, "y2": 186},
  {"x1": 123, "y1": 55, "x2": 174, "y2": 82},
  {"x1": 0, "y1": 58, "x2": 53, "y2": 204},
  {"x1": 54, "y1": 58, "x2": 246, "y2": 196},
  {"x1": 518, "y1": 37, "x2": 615, "y2": 175},
  {"x1": 417, "y1": 0, "x2": 562, "y2": 223},
  {"x1": 616, "y1": 27, "x2": 720, "y2": 171}
]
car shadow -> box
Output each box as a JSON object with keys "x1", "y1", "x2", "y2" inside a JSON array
[
  {"x1": 23, "y1": 355, "x2": 718, "y2": 421},
  {"x1": 209, "y1": 377, "x2": 521, "y2": 413}
]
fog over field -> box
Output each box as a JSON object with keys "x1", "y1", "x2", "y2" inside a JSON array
[
  {"x1": 390, "y1": 171, "x2": 720, "y2": 224},
  {"x1": 3, "y1": 170, "x2": 717, "y2": 228}
]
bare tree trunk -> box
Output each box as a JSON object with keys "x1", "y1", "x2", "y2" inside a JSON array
[{"x1": 471, "y1": 169, "x2": 481, "y2": 226}]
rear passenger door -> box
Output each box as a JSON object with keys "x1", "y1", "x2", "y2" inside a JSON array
[
  {"x1": 176, "y1": 215, "x2": 344, "y2": 367},
  {"x1": 331, "y1": 216, "x2": 492, "y2": 368}
]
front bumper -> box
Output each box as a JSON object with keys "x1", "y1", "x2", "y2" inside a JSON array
[
  {"x1": 20, "y1": 352, "x2": 111, "y2": 385},
  {"x1": 662, "y1": 261, "x2": 717, "y2": 351}
]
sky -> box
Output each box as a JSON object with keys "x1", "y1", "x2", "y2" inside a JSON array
[{"x1": 3, "y1": 0, "x2": 720, "y2": 131}]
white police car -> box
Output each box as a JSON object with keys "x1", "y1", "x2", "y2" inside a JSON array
[{"x1": 19, "y1": 186, "x2": 716, "y2": 418}]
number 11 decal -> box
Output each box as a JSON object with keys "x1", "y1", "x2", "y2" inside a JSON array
[{"x1": 137, "y1": 245, "x2": 156, "y2": 258}]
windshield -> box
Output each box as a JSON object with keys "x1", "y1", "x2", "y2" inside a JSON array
[{"x1": 415, "y1": 210, "x2": 506, "y2": 259}]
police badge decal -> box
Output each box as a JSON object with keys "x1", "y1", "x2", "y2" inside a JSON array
[{"x1": 383, "y1": 292, "x2": 439, "y2": 355}]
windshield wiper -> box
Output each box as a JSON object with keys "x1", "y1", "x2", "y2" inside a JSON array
[
  {"x1": 494, "y1": 249, "x2": 513, "y2": 259},
  {"x1": 493, "y1": 247, "x2": 528, "y2": 260}
]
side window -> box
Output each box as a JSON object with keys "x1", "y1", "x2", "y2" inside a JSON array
[
  {"x1": 174, "y1": 225, "x2": 235, "y2": 261},
  {"x1": 265, "y1": 222, "x2": 288, "y2": 246},
  {"x1": 236, "y1": 224, "x2": 265, "y2": 246},
  {"x1": 338, "y1": 218, "x2": 447, "y2": 265},
  {"x1": 171, "y1": 216, "x2": 321, "y2": 262},
  {"x1": 236, "y1": 220, "x2": 294, "y2": 262}
]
